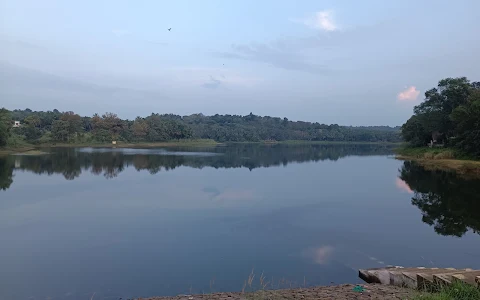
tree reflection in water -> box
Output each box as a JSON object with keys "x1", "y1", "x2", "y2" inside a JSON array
[
  {"x1": 399, "y1": 161, "x2": 480, "y2": 237},
  {"x1": 0, "y1": 144, "x2": 394, "y2": 190}
]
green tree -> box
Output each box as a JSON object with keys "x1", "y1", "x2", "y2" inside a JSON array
[
  {"x1": 402, "y1": 77, "x2": 478, "y2": 151},
  {"x1": 60, "y1": 111, "x2": 82, "y2": 141},
  {"x1": 450, "y1": 88, "x2": 480, "y2": 157},
  {"x1": 23, "y1": 114, "x2": 42, "y2": 141},
  {"x1": 132, "y1": 117, "x2": 149, "y2": 141},
  {"x1": 51, "y1": 120, "x2": 70, "y2": 142},
  {"x1": 91, "y1": 112, "x2": 124, "y2": 141},
  {"x1": 401, "y1": 115, "x2": 431, "y2": 147},
  {"x1": 0, "y1": 108, "x2": 12, "y2": 147}
]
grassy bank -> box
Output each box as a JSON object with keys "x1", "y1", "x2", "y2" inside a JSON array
[
  {"x1": 396, "y1": 147, "x2": 480, "y2": 177},
  {"x1": 0, "y1": 134, "x2": 36, "y2": 155},
  {"x1": 413, "y1": 281, "x2": 480, "y2": 300},
  {"x1": 0, "y1": 146, "x2": 36, "y2": 155},
  {"x1": 273, "y1": 140, "x2": 402, "y2": 145}
]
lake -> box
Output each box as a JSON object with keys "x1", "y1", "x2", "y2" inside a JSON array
[{"x1": 1, "y1": 144, "x2": 479, "y2": 300}]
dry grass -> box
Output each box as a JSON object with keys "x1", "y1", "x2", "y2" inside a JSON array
[
  {"x1": 0, "y1": 146, "x2": 36, "y2": 155},
  {"x1": 241, "y1": 270, "x2": 302, "y2": 300},
  {"x1": 433, "y1": 150, "x2": 455, "y2": 159},
  {"x1": 416, "y1": 159, "x2": 480, "y2": 178},
  {"x1": 396, "y1": 147, "x2": 480, "y2": 178}
]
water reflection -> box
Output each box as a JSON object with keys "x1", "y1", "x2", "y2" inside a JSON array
[
  {"x1": 0, "y1": 158, "x2": 13, "y2": 191},
  {"x1": 399, "y1": 161, "x2": 480, "y2": 237},
  {"x1": 302, "y1": 246, "x2": 335, "y2": 265},
  {"x1": 0, "y1": 144, "x2": 394, "y2": 190},
  {"x1": 395, "y1": 178, "x2": 413, "y2": 194},
  {"x1": 2, "y1": 145, "x2": 480, "y2": 300}
]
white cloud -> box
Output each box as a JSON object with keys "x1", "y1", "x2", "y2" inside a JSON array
[
  {"x1": 292, "y1": 10, "x2": 338, "y2": 32},
  {"x1": 111, "y1": 29, "x2": 131, "y2": 37},
  {"x1": 397, "y1": 86, "x2": 420, "y2": 101},
  {"x1": 202, "y1": 75, "x2": 222, "y2": 89}
]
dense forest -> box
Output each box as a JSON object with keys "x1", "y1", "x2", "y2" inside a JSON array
[
  {"x1": 0, "y1": 109, "x2": 401, "y2": 146},
  {"x1": 401, "y1": 77, "x2": 480, "y2": 157}
]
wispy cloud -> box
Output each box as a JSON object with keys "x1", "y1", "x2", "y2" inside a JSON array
[
  {"x1": 292, "y1": 10, "x2": 338, "y2": 32},
  {"x1": 397, "y1": 86, "x2": 420, "y2": 101},
  {"x1": 111, "y1": 29, "x2": 131, "y2": 37},
  {"x1": 202, "y1": 75, "x2": 222, "y2": 89},
  {"x1": 215, "y1": 43, "x2": 331, "y2": 74},
  {"x1": 168, "y1": 67, "x2": 261, "y2": 88}
]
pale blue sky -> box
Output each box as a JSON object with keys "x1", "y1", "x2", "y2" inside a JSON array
[{"x1": 1, "y1": 0, "x2": 479, "y2": 125}]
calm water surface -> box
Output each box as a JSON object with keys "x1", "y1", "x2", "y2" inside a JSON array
[{"x1": 1, "y1": 144, "x2": 479, "y2": 300}]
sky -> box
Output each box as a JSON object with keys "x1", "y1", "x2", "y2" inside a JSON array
[{"x1": 1, "y1": 0, "x2": 480, "y2": 126}]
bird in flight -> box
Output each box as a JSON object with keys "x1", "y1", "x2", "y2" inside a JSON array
[{"x1": 168, "y1": 28, "x2": 172, "y2": 31}]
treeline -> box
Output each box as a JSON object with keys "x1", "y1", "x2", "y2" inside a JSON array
[
  {"x1": 0, "y1": 109, "x2": 401, "y2": 146},
  {"x1": 401, "y1": 77, "x2": 480, "y2": 157}
]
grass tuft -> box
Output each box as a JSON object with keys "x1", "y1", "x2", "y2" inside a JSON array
[{"x1": 413, "y1": 281, "x2": 480, "y2": 300}]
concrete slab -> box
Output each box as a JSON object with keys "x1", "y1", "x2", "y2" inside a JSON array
[
  {"x1": 417, "y1": 269, "x2": 472, "y2": 290},
  {"x1": 452, "y1": 271, "x2": 480, "y2": 286}
]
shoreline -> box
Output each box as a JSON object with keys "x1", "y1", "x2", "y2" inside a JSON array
[
  {"x1": 138, "y1": 284, "x2": 416, "y2": 300},
  {"x1": 395, "y1": 147, "x2": 480, "y2": 177},
  {"x1": 396, "y1": 156, "x2": 480, "y2": 177},
  {"x1": 39, "y1": 140, "x2": 221, "y2": 149},
  {"x1": 0, "y1": 146, "x2": 36, "y2": 155},
  {"x1": 0, "y1": 140, "x2": 220, "y2": 155},
  {"x1": 0, "y1": 140, "x2": 401, "y2": 155}
]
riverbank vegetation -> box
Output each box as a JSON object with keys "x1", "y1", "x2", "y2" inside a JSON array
[
  {"x1": 413, "y1": 281, "x2": 480, "y2": 300},
  {"x1": 0, "y1": 108, "x2": 401, "y2": 151},
  {"x1": 401, "y1": 77, "x2": 480, "y2": 158},
  {"x1": 399, "y1": 77, "x2": 480, "y2": 174},
  {"x1": 395, "y1": 146, "x2": 480, "y2": 176}
]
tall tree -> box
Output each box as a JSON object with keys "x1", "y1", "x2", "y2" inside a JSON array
[
  {"x1": 23, "y1": 114, "x2": 42, "y2": 141},
  {"x1": 60, "y1": 111, "x2": 82, "y2": 141},
  {"x1": 402, "y1": 77, "x2": 478, "y2": 151},
  {"x1": 0, "y1": 108, "x2": 12, "y2": 147},
  {"x1": 51, "y1": 120, "x2": 70, "y2": 142},
  {"x1": 132, "y1": 117, "x2": 149, "y2": 141},
  {"x1": 450, "y1": 88, "x2": 480, "y2": 157},
  {"x1": 101, "y1": 112, "x2": 124, "y2": 141}
]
